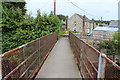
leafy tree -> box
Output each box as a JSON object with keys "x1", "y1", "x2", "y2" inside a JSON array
[
  {"x1": 57, "y1": 14, "x2": 66, "y2": 21},
  {"x1": 2, "y1": 2, "x2": 27, "y2": 52},
  {"x1": 113, "y1": 32, "x2": 120, "y2": 41},
  {"x1": 94, "y1": 20, "x2": 110, "y2": 25},
  {"x1": 97, "y1": 32, "x2": 120, "y2": 62},
  {"x1": 2, "y1": 2, "x2": 61, "y2": 53}
]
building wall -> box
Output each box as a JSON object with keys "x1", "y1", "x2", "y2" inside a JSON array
[
  {"x1": 68, "y1": 14, "x2": 83, "y2": 32},
  {"x1": 85, "y1": 22, "x2": 92, "y2": 33},
  {"x1": 68, "y1": 14, "x2": 95, "y2": 33}
]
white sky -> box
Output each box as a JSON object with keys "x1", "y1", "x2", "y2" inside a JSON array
[{"x1": 25, "y1": 0, "x2": 120, "y2": 20}]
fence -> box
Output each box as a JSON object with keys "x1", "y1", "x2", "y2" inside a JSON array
[
  {"x1": 69, "y1": 32, "x2": 120, "y2": 79},
  {"x1": 0, "y1": 32, "x2": 58, "y2": 80}
]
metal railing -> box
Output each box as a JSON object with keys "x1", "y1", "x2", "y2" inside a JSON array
[
  {"x1": 69, "y1": 32, "x2": 120, "y2": 79},
  {"x1": 0, "y1": 32, "x2": 58, "y2": 79}
]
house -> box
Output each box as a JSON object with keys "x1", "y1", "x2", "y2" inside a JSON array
[
  {"x1": 68, "y1": 13, "x2": 95, "y2": 35},
  {"x1": 61, "y1": 19, "x2": 66, "y2": 31},
  {"x1": 60, "y1": 16, "x2": 68, "y2": 31}
]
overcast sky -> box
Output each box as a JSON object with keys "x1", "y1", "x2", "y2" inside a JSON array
[{"x1": 25, "y1": 0, "x2": 120, "y2": 20}]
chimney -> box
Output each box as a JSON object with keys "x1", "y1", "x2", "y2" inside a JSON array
[
  {"x1": 66, "y1": 16, "x2": 68, "y2": 30},
  {"x1": 83, "y1": 15, "x2": 86, "y2": 35},
  {"x1": 92, "y1": 18, "x2": 94, "y2": 29}
]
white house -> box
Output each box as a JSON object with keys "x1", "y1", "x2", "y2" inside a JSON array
[{"x1": 68, "y1": 13, "x2": 95, "y2": 35}]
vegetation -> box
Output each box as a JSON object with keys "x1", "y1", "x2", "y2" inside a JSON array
[
  {"x1": 57, "y1": 14, "x2": 66, "y2": 21},
  {"x1": 97, "y1": 32, "x2": 120, "y2": 62},
  {"x1": 71, "y1": 31, "x2": 79, "y2": 34},
  {"x1": 2, "y1": 2, "x2": 61, "y2": 53},
  {"x1": 113, "y1": 32, "x2": 120, "y2": 41},
  {"x1": 95, "y1": 20, "x2": 110, "y2": 26}
]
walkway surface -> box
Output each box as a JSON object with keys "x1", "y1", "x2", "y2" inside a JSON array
[{"x1": 35, "y1": 37, "x2": 81, "y2": 78}]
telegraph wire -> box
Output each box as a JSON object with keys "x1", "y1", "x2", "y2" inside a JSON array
[{"x1": 67, "y1": 0, "x2": 99, "y2": 18}]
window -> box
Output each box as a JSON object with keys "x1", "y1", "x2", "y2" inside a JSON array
[
  {"x1": 73, "y1": 28, "x2": 77, "y2": 32},
  {"x1": 74, "y1": 23, "x2": 76, "y2": 26}
]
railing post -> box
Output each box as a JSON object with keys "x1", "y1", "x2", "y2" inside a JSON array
[
  {"x1": 97, "y1": 53, "x2": 106, "y2": 80},
  {"x1": 0, "y1": 55, "x2": 2, "y2": 80}
]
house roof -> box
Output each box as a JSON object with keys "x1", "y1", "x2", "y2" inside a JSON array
[
  {"x1": 94, "y1": 26, "x2": 118, "y2": 32},
  {"x1": 75, "y1": 13, "x2": 83, "y2": 19},
  {"x1": 109, "y1": 20, "x2": 119, "y2": 27},
  {"x1": 74, "y1": 13, "x2": 91, "y2": 22}
]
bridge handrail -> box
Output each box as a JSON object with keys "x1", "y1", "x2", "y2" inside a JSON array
[
  {"x1": 69, "y1": 32, "x2": 120, "y2": 79},
  {"x1": 0, "y1": 32, "x2": 58, "y2": 79},
  {"x1": 2, "y1": 32, "x2": 57, "y2": 56}
]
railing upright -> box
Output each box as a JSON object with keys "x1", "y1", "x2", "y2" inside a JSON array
[{"x1": 97, "y1": 53, "x2": 106, "y2": 79}]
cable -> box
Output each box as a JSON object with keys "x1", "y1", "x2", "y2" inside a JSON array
[{"x1": 67, "y1": 0, "x2": 99, "y2": 18}]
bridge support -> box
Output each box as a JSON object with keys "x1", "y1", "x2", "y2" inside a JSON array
[{"x1": 97, "y1": 53, "x2": 106, "y2": 79}]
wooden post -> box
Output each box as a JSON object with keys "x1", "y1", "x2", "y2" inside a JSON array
[{"x1": 54, "y1": 0, "x2": 56, "y2": 15}]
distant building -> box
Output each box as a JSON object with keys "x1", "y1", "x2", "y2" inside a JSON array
[
  {"x1": 118, "y1": 1, "x2": 120, "y2": 20},
  {"x1": 109, "y1": 20, "x2": 119, "y2": 28},
  {"x1": 118, "y1": 1, "x2": 120, "y2": 26},
  {"x1": 93, "y1": 26, "x2": 118, "y2": 39},
  {"x1": 68, "y1": 13, "x2": 95, "y2": 35},
  {"x1": 61, "y1": 20, "x2": 66, "y2": 31}
]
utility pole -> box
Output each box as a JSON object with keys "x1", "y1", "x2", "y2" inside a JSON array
[{"x1": 54, "y1": 0, "x2": 56, "y2": 15}]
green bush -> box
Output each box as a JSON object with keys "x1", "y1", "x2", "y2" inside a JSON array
[{"x1": 2, "y1": 2, "x2": 61, "y2": 53}]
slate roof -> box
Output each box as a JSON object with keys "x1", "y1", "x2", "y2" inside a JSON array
[
  {"x1": 73, "y1": 13, "x2": 91, "y2": 22},
  {"x1": 94, "y1": 26, "x2": 118, "y2": 32}
]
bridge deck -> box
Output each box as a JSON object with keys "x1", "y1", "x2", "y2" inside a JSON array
[{"x1": 35, "y1": 37, "x2": 81, "y2": 78}]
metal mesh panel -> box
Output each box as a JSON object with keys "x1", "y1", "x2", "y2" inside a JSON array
[
  {"x1": 104, "y1": 59, "x2": 120, "y2": 79},
  {"x1": 1, "y1": 32, "x2": 58, "y2": 79}
]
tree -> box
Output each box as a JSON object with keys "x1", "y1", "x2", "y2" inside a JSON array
[
  {"x1": 97, "y1": 31, "x2": 120, "y2": 62},
  {"x1": 2, "y1": 2, "x2": 61, "y2": 53},
  {"x1": 57, "y1": 14, "x2": 66, "y2": 21},
  {"x1": 113, "y1": 32, "x2": 120, "y2": 41},
  {"x1": 2, "y1": 2, "x2": 27, "y2": 52}
]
